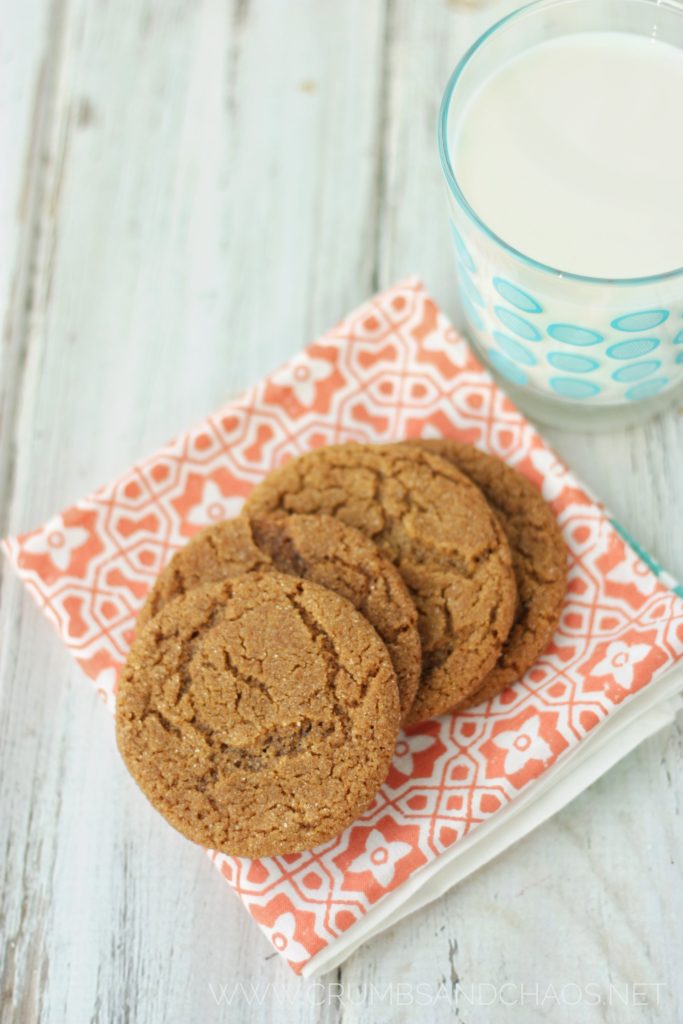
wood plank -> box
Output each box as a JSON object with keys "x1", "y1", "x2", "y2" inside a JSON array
[{"x1": 0, "y1": 0, "x2": 57, "y2": 533}]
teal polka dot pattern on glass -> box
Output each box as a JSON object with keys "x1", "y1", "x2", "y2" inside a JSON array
[
  {"x1": 492, "y1": 331, "x2": 537, "y2": 366},
  {"x1": 487, "y1": 349, "x2": 528, "y2": 386},
  {"x1": 459, "y1": 269, "x2": 485, "y2": 308},
  {"x1": 606, "y1": 337, "x2": 660, "y2": 360},
  {"x1": 492, "y1": 277, "x2": 542, "y2": 314},
  {"x1": 547, "y1": 352, "x2": 600, "y2": 374},
  {"x1": 449, "y1": 220, "x2": 476, "y2": 272},
  {"x1": 625, "y1": 378, "x2": 669, "y2": 401},
  {"x1": 611, "y1": 360, "x2": 661, "y2": 383},
  {"x1": 460, "y1": 291, "x2": 484, "y2": 332},
  {"x1": 444, "y1": 212, "x2": 682, "y2": 405},
  {"x1": 611, "y1": 310, "x2": 669, "y2": 332},
  {"x1": 494, "y1": 306, "x2": 542, "y2": 342},
  {"x1": 549, "y1": 377, "x2": 601, "y2": 399},
  {"x1": 547, "y1": 323, "x2": 603, "y2": 347}
]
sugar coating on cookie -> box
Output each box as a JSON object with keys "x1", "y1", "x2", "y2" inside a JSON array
[
  {"x1": 245, "y1": 443, "x2": 517, "y2": 723},
  {"x1": 138, "y1": 512, "x2": 421, "y2": 720},
  {"x1": 117, "y1": 573, "x2": 400, "y2": 858},
  {"x1": 412, "y1": 439, "x2": 567, "y2": 707}
]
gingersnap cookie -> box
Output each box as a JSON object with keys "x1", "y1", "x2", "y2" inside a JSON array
[
  {"x1": 409, "y1": 439, "x2": 567, "y2": 707},
  {"x1": 245, "y1": 443, "x2": 517, "y2": 724},
  {"x1": 117, "y1": 572, "x2": 400, "y2": 858},
  {"x1": 138, "y1": 513, "x2": 421, "y2": 720}
]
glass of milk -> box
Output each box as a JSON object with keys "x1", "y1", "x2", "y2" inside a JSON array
[{"x1": 439, "y1": 0, "x2": 683, "y2": 429}]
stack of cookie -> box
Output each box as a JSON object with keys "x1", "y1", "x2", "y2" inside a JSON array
[{"x1": 116, "y1": 441, "x2": 567, "y2": 857}]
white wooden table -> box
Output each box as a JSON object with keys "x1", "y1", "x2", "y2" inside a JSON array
[{"x1": 2, "y1": 2, "x2": 682, "y2": 1021}]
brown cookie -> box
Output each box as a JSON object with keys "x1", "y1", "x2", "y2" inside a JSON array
[
  {"x1": 245, "y1": 443, "x2": 517, "y2": 724},
  {"x1": 117, "y1": 572, "x2": 400, "y2": 858},
  {"x1": 138, "y1": 513, "x2": 421, "y2": 721},
  {"x1": 410, "y1": 439, "x2": 567, "y2": 706}
]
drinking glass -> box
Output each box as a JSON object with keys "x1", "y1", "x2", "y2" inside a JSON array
[{"x1": 439, "y1": 0, "x2": 683, "y2": 429}]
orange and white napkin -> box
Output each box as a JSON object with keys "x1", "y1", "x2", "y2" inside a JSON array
[{"x1": 4, "y1": 280, "x2": 683, "y2": 976}]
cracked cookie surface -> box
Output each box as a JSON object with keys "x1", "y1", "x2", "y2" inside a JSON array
[
  {"x1": 138, "y1": 513, "x2": 421, "y2": 720},
  {"x1": 117, "y1": 572, "x2": 400, "y2": 857},
  {"x1": 410, "y1": 439, "x2": 567, "y2": 707},
  {"x1": 245, "y1": 443, "x2": 517, "y2": 723}
]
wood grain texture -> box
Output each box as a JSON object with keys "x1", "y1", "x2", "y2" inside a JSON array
[{"x1": 1, "y1": 0, "x2": 681, "y2": 1022}]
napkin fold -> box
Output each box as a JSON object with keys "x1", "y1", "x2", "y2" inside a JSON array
[{"x1": 4, "y1": 279, "x2": 683, "y2": 977}]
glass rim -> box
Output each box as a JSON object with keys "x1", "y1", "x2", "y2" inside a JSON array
[{"x1": 437, "y1": 0, "x2": 683, "y2": 288}]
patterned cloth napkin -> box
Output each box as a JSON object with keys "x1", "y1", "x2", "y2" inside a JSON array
[{"x1": 4, "y1": 280, "x2": 683, "y2": 976}]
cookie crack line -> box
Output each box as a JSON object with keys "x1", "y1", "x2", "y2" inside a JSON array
[
  {"x1": 211, "y1": 718, "x2": 336, "y2": 774},
  {"x1": 296, "y1": 547, "x2": 416, "y2": 642},
  {"x1": 147, "y1": 708, "x2": 182, "y2": 738},
  {"x1": 288, "y1": 590, "x2": 355, "y2": 737},
  {"x1": 171, "y1": 595, "x2": 229, "y2": 698},
  {"x1": 223, "y1": 647, "x2": 274, "y2": 706}
]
